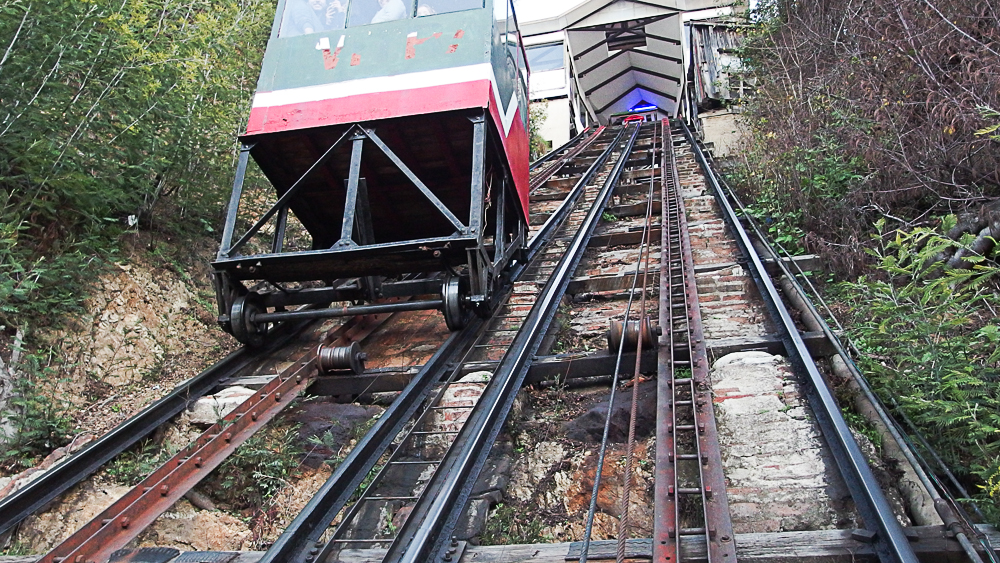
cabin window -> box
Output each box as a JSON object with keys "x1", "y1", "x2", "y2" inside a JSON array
[
  {"x1": 347, "y1": 0, "x2": 415, "y2": 26},
  {"x1": 526, "y1": 43, "x2": 564, "y2": 72},
  {"x1": 279, "y1": 0, "x2": 348, "y2": 37},
  {"x1": 415, "y1": 0, "x2": 483, "y2": 17}
]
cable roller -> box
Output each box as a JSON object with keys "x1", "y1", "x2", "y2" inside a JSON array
[{"x1": 318, "y1": 341, "x2": 367, "y2": 375}]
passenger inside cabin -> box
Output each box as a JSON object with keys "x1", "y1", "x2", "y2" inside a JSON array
[
  {"x1": 371, "y1": 0, "x2": 406, "y2": 23},
  {"x1": 281, "y1": 0, "x2": 346, "y2": 36},
  {"x1": 416, "y1": 4, "x2": 436, "y2": 16}
]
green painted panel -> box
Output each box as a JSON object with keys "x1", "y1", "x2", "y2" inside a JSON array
[{"x1": 256, "y1": 9, "x2": 491, "y2": 92}]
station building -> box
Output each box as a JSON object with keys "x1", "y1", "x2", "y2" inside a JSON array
[{"x1": 518, "y1": 0, "x2": 746, "y2": 156}]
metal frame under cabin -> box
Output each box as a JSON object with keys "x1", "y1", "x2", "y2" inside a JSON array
[{"x1": 212, "y1": 110, "x2": 527, "y2": 345}]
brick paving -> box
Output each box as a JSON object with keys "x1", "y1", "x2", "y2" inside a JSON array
[{"x1": 673, "y1": 137, "x2": 858, "y2": 534}]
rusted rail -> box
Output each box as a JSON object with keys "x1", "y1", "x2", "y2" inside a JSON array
[
  {"x1": 0, "y1": 318, "x2": 313, "y2": 537},
  {"x1": 39, "y1": 359, "x2": 315, "y2": 563},
  {"x1": 654, "y1": 119, "x2": 736, "y2": 562},
  {"x1": 680, "y1": 120, "x2": 919, "y2": 563},
  {"x1": 37, "y1": 309, "x2": 399, "y2": 563}
]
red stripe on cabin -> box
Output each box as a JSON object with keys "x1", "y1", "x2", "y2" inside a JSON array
[
  {"x1": 245, "y1": 79, "x2": 492, "y2": 135},
  {"x1": 486, "y1": 88, "x2": 530, "y2": 221}
]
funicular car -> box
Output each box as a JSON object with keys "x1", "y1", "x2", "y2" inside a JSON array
[{"x1": 212, "y1": 0, "x2": 530, "y2": 345}]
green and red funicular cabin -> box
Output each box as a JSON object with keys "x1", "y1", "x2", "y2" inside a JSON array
[{"x1": 213, "y1": 0, "x2": 531, "y2": 345}]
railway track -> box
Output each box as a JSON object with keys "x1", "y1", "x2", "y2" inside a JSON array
[{"x1": 2, "y1": 119, "x2": 996, "y2": 563}]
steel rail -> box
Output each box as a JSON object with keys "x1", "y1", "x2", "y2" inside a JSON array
[
  {"x1": 679, "y1": 120, "x2": 919, "y2": 563},
  {"x1": 253, "y1": 320, "x2": 484, "y2": 563},
  {"x1": 317, "y1": 315, "x2": 502, "y2": 560},
  {"x1": 35, "y1": 308, "x2": 399, "y2": 562},
  {"x1": 525, "y1": 127, "x2": 625, "y2": 263},
  {"x1": 39, "y1": 358, "x2": 316, "y2": 563},
  {"x1": 0, "y1": 319, "x2": 311, "y2": 537},
  {"x1": 255, "y1": 123, "x2": 631, "y2": 563},
  {"x1": 665, "y1": 118, "x2": 736, "y2": 561},
  {"x1": 381, "y1": 123, "x2": 643, "y2": 563},
  {"x1": 721, "y1": 176, "x2": 992, "y2": 563},
  {"x1": 655, "y1": 123, "x2": 683, "y2": 563},
  {"x1": 529, "y1": 126, "x2": 606, "y2": 193},
  {"x1": 529, "y1": 127, "x2": 591, "y2": 171}
]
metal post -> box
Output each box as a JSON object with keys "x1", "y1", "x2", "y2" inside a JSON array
[
  {"x1": 228, "y1": 126, "x2": 357, "y2": 256},
  {"x1": 365, "y1": 128, "x2": 466, "y2": 232},
  {"x1": 353, "y1": 179, "x2": 380, "y2": 301},
  {"x1": 218, "y1": 146, "x2": 252, "y2": 259},
  {"x1": 272, "y1": 206, "x2": 288, "y2": 254},
  {"x1": 468, "y1": 113, "x2": 486, "y2": 238},
  {"x1": 337, "y1": 134, "x2": 366, "y2": 247},
  {"x1": 494, "y1": 174, "x2": 506, "y2": 267}
]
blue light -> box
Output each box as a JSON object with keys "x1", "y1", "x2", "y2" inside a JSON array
[{"x1": 630, "y1": 103, "x2": 657, "y2": 112}]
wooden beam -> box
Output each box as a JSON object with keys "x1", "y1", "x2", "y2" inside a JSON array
[
  {"x1": 764, "y1": 254, "x2": 825, "y2": 276},
  {"x1": 532, "y1": 190, "x2": 574, "y2": 202},
  {"x1": 166, "y1": 525, "x2": 996, "y2": 563},
  {"x1": 604, "y1": 200, "x2": 662, "y2": 218},
  {"x1": 707, "y1": 332, "x2": 837, "y2": 358},
  {"x1": 310, "y1": 331, "x2": 840, "y2": 398},
  {"x1": 568, "y1": 270, "x2": 660, "y2": 293},
  {"x1": 588, "y1": 226, "x2": 662, "y2": 247}
]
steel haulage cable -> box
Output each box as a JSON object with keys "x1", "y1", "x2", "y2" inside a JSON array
[
  {"x1": 577, "y1": 122, "x2": 654, "y2": 563},
  {"x1": 617, "y1": 119, "x2": 659, "y2": 563}
]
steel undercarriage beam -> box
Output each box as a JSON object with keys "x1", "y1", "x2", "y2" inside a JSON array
[{"x1": 213, "y1": 109, "x2": 526, "y2": 345}]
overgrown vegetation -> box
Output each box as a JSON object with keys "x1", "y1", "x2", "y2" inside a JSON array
[
  {"x1": 203, "y1": 424, "x2": 303, "y2": 510},
  {"x1": 735, "y1": 0, "x2": 1000, "y2": 525},
  {"x1": 734, "y1": 0, "x2": 1000, "y2": 275},
  {"x1": 0, "y1": 0, "x2": 271, "y2": 467},
  {"x1": 106, "y1": 439, "x2": 174, "y2": 486},
  {"x1": 836, "y1": 221, "x2": 1000, "y2": 521},
  {"x1": 480, "y1": 501, "x2": 551, "y2": 545},
  {"x1": 0, "y1": 0, "x2": 272, "y2": 330},
  {"x1": 0, "y1": 349, "x2": 73, "y2": 472},
  {"x1": 529, "y1": 101, "x2": 550, "y2": 160}
]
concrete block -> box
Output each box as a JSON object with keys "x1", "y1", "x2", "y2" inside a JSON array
[{"x1": 187, "y1": 386, "x2": 255, "y2": 426}]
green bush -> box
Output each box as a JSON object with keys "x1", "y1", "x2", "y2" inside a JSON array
[
  {"x1": 204, "y1": 424, "x2": 303, "y2": 510},
  {"x1": 529, "y1": 101, "x2": 549, "y2": 161},
  {"x1": 0, "y1": 0, "x2": 272, "y2": 328},
  {"x1": 0, "y1": 351, "x2": 73, "y2": 472},
  {"x1": 105, "y1": 439, "x2": 173, "y2": 486},
  {"x1": 837, "y1": 219, "x2": 1000, "y2": 522},
  {"x1": 729, "y1": 134, "x2": 866, "y2": 256}
]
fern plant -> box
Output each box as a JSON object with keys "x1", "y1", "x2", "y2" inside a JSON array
[{"x1": 838, "y1": 218, "x2": 1000, "y2": 523}]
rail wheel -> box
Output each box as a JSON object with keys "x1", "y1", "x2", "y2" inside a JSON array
[
  {"x1": 441, "y1": 276, "x2": 469, "y2": 331},
  {"x1": 231, "y1": 293, "x2": 267, "y2": 347}
]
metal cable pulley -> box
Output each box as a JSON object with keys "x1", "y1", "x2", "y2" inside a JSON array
[
  {"x1": 318, "y1": 341, "x2": 367, "y2": 375},
  {"x1": 607, "y1": 317, "x2": 658, "y2": 353}
]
